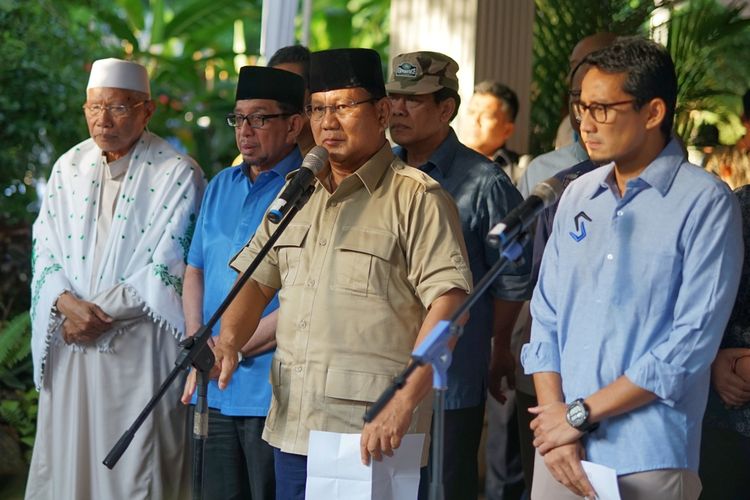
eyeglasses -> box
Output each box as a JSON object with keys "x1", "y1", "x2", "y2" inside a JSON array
[
  {"x1": 304, "y1": 98, "x2": 377, "y2": 121},
  {"x1": 226, "y1": 113, "x2": 291, "y2": 129},
  {"x1": 83, "y1": 101, "x2": 147, "y2": 117},
  {"x1": 571, "y1": 99, "x2": 636, "y2": 124}
]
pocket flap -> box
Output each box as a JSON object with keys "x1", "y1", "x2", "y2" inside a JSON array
[
  {"x1": 335, "y1": 227, "x2": 396, "y2": 261},
  {"x1": 273, "y1": 223, "x2": 310, "y2": 249},
  {"x1": 324, "y1": 368, "x2": 395, "y2": 403}
]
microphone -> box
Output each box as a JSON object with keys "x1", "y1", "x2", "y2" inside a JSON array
[
  {"x1": 487, "y1": 177, "x2": 564, "y2": 248},
  {"x1": 267, "y1": 146, "x2": 329, "y2": 223}
]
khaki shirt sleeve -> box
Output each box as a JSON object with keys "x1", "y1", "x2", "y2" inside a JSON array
[
  {"x1": 406, "y1": 187, "x2": 472, "y2": 307},
  {"x1": 229, "y1": 214, "x2": 283, "y2": 291}
]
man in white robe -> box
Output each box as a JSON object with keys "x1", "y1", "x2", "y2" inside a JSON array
[{"x1": 26, "y1": 58, "x2": 206, "y2": 500}]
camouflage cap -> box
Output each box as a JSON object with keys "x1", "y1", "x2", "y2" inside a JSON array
[{"x1": 385, "y1": 51, "x2": 459, "y2": 95}]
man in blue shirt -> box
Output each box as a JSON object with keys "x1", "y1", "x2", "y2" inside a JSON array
[
  {"x1": 522, "y1": 37, "x2": 744, "y2": 499},
  {"x1": 387, "y1": 50, "x2": 531, "y2": 499},
  {"x1": 181, "y1": 66, "x2": 305, "y2": 500}
]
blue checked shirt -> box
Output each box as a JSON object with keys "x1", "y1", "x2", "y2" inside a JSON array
[{"x1": 522, "y1": 139, "x2": 744, "y2": 474}]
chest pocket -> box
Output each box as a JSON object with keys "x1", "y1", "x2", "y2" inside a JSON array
[
  {"x1": 332, "y1": 227, "x2": 396, "y2": 298},
  {"x1": 272, "y1": 223, "x2": 310, "y2": 286}
]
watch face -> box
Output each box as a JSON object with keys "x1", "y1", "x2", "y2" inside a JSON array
[{"x1": 567, "y1": 402, "x2": 587, "y2": 428}]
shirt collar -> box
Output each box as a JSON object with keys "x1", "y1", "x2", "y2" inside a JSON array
[
  {"x1": 352, "y1": 141, "x2": 396, "y2": 194},
  {"x1": 393, "y1": 128, "x2": 459, "y2": 176},
  {"x1": 589, "y1": 138, "x2": 685, "y2": 199}
]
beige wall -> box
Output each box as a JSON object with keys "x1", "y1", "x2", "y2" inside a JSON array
[{"x1": 389, "y1": 0, "x2": 535, "y2": 154}]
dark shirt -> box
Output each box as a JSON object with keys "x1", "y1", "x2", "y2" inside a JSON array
[
  {"x1": 394, "y1": 128, "x2": 531, "y2": 409},
  {"x1": 704, "y1": 184, "x2": 750, "y2": 436}
]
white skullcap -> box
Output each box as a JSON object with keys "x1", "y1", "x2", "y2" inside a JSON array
[{"x1": 87, "y1": 58, "x2": 150, "y2": 97}]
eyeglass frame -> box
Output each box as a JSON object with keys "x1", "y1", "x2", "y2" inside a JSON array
[
  {"x1": 571, "y1": 99, "x2": 638, "y2": 124},
  {"x1": 304, "y1": 98, "x2": 378, "y2": 121},
  {"x1": 82, "y1": 101, "x2": 147, "y2": 117},
  {"x1": 225, "y1": 112, "x2": 293, "y2": 129}
]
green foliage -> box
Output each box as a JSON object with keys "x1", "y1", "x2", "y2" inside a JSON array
[
  {"x1": 531, "y1": 0, "x2": 657, "y2": 155},
  {"x1": 0, "y1": 0, "x2": 106, "y2": 225},
  {"x1": 664, "y1": 0, "x2": 750, "y2": 142},
  {"x1": 0, "y1": 312, "x2": 37, "y2": 469}
]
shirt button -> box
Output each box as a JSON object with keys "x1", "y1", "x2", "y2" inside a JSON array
[
  {"x1": 606, "y1": 253, "x2": 614, "y2": 260},
  {"x1": 307, "y1": 279, "x2": 316, "y2": 287},
  {"x1": 319, "y1": 239, "x2": 327, "y2": 246},
  {"x1": 617, "y1": 210, "x2": 624, "y2": 216},
  {"x1": 299, "y1": 320, "x2": 307, "y2": 329},
  {"x1": 295, "y1": 366, "x2": 302, "y2": 373}
]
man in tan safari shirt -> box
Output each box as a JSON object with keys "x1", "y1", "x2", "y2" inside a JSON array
[{"x1": 212, "y1": 48, "x2": 473, "y2": 499}]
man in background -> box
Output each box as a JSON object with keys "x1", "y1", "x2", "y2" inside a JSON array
[
  {"x1": 464, "y1": 80, "x2": 527, "y2": 184},
  {"x1": 387, "y1": 50, "x2": 530, "y2": 500}
]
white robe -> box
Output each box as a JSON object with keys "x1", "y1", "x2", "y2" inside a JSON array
[{"x1": 26, "y1": 132, "x2": 206, "y2": 500}]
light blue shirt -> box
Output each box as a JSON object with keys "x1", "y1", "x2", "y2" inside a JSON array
[
  {"x1": 522, "y1": 139, "x2": 744, "y2": 474},
  {"x1": 187, "y1": 148, "x2": 301, "y2": 416},
  {"x1": 517, "y1": 141, "x2": 588, "y2": 198}
]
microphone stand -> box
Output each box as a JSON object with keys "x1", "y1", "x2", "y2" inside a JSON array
[
  {"x1": 103, "y1": 185, "x2": 316, "y2": 500},
  {"x1": 363, "y1": 233, "x2": 530, "y2": 500}
]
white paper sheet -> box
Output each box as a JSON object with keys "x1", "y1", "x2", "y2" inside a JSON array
[
  {"x1": 581, "y1": 460, "x2": 621, "y2": 500},
  {"x1": 306, "y1": 431, "x2": 424, "y2": 500}
]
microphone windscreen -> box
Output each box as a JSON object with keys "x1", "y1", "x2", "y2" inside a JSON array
[
  {"x1": 530, "y1": 177, "x2": 564, "y2": 207},
  {"x1": 301, "y1": 145, "x2": 329, "y2": 175}
]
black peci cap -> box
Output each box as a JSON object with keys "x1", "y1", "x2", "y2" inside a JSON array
[
  {"x1": 308, "y1": 48, "x2": 385, "y2": 97},
  {"x1": 236, "y1": 66, "x2": 305, "y2": 112}
]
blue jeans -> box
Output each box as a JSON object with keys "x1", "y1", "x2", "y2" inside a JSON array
[
  {"x1": 202, "y1": 409, "x2": 275, "y2": 500},
  {"x1": 273, "y1": 448, "x2": 307, "y2": 500}
]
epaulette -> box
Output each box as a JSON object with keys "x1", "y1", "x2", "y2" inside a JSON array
[{"x1": 391, "y1": 158, "x2": 441, "y2": 191}]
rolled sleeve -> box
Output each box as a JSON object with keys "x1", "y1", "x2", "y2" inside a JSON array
[
  {"x1": 624, "y1": 352, "x2": 686, "y2": 406},
  {"x1": 521, "y1": 340, "x2": 561, "y2": 374},
  {"x1": 624, "y1": 187, "x2": 743, "y2": 404}
]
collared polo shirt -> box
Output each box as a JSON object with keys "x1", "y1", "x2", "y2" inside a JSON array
[
  {"x1": 394, "y1": 128, "x2": 531, "y2": 409},
  {"x1": 188, "y1": 147, "x2": 301, "y2": 416},
  {"x1": 522, "y1": 139, "x2": 744, "y2": 474},
  {"x1": 231, "y1": 142, "x2": 472, "y2": 457}
]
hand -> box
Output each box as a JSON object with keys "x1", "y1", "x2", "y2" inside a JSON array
[
  {"x1": 489, "y1": 348, "x2": 516, "y2": 403},
  {"x1": 56, "y1": 292, "x2": 113, "y2": 344},
  {"x1": 542, "y1": 442, "x2": 596, "y2": 498},
  {"x1": 212, "y1": 338, "x2": 239, "y2": 390},
  {"x1": 360, "y1": 395, "x2": 413, "y2": 465},
  {"x1": 181, "y1": 337, "x2": 217, "y2": 404},
  {"x1": 712, "y1": 348, "x2": 750, "y2": 407},
  {"x1": 529, "y1": 401, "x2": 583, "y2": 454}
]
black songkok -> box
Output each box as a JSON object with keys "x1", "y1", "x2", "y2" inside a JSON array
[
  {"x1": 235, "y1": 66, "x2": 305, "y2": 112},
  {"x1": 308, "y1": 48, "x2": 385, "y2": 97}
]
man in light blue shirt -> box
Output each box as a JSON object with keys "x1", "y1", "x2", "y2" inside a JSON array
[
  {"x1": 522, "y1": 37, "x2": 743, "y2": 500},
  {"x1": 181, "y1": 66, "x2": 305, "y2": 499}
]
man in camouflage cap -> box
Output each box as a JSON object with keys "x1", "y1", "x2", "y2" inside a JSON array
[{"x1": 388, "y1": 51, "x2": 531, "y2": 499}]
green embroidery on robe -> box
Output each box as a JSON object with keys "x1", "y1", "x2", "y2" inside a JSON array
[
  {"x1": 177, "y1": 213, "x2": 196, "y2": 264},
  {"x1": 153, "y1": 263, "x2": 183, "y2": 296},
  {"x1": 31, "y1": 263, "x2": 63, "y2": 320}
]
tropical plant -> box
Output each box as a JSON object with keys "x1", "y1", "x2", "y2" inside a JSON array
[
  {"x1": 0, "y1": 313, "x2": 36, "y2": 474},
  {"x1": 663, "y1": 0, "x2": 750, "y2": 143}
]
